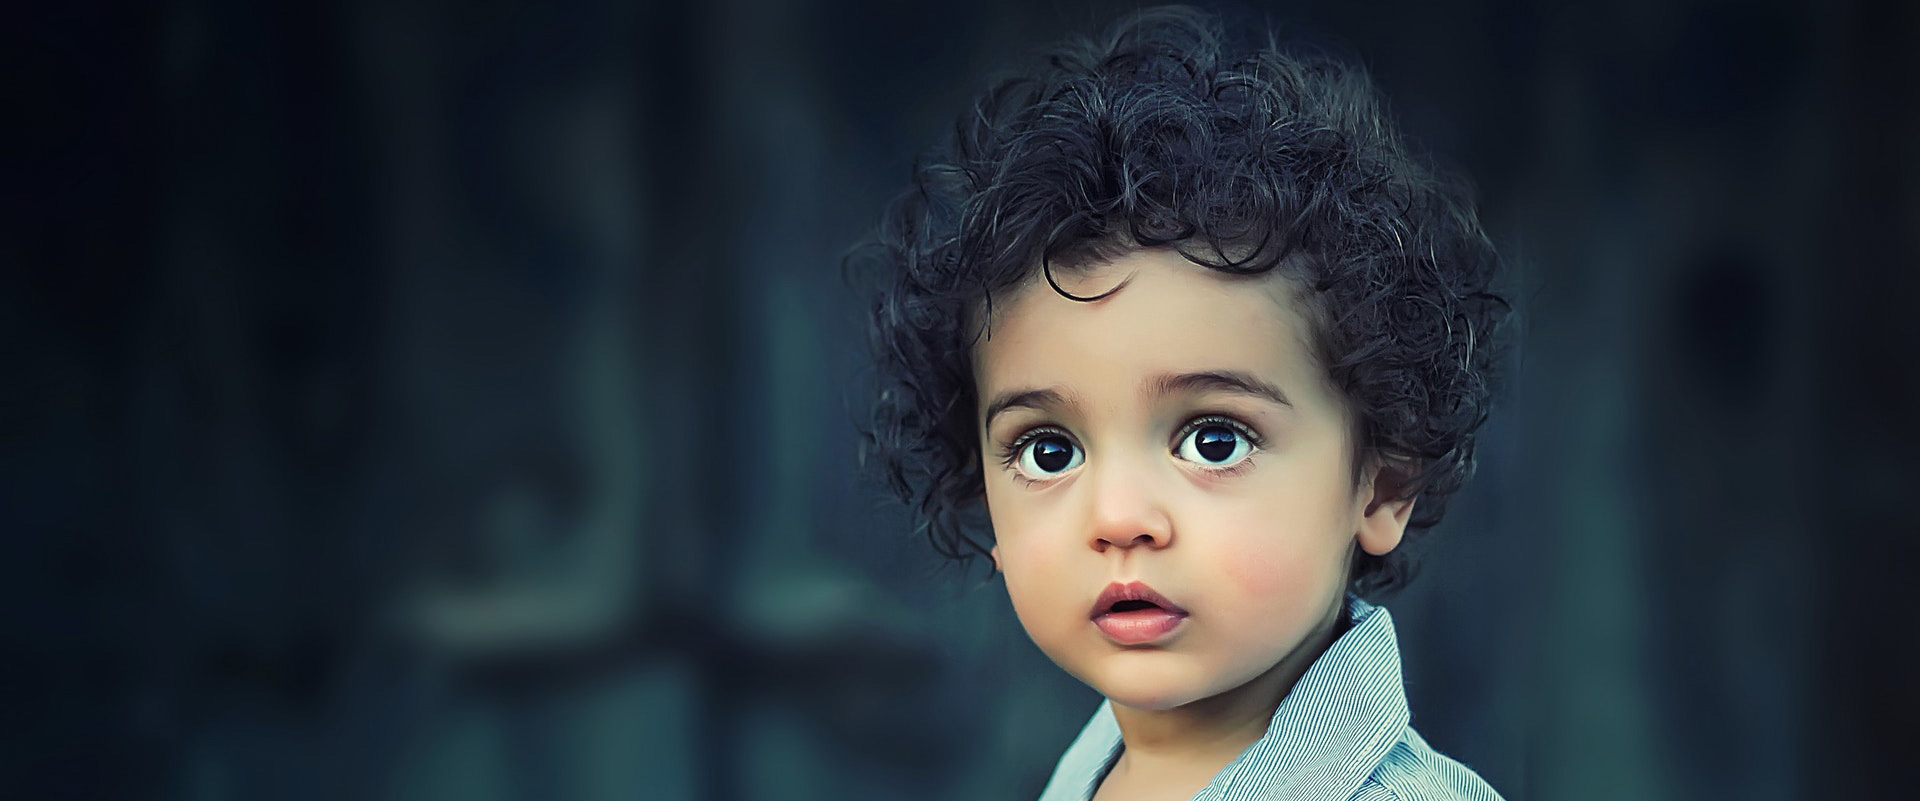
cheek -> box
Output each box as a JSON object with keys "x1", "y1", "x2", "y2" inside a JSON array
[
  {"x1": 1217, "y1": 543, "x2": 1321, "y2": 599},
  {"x1": 997, "y1": 534, "x2": 1072, "y2": 604},
  {"x1": 985, "y1": 493, "x2": 1068, "y2": 603},
  {"x1": 1214, "y1": 453, "x2": 1363, "y2": 595},
  {"x1": 998, "y1": 539, "x2": 1082, "y2": 654},
  {"x1": 1207, "y1": 505, "x2": 1351, "y2": 602}
]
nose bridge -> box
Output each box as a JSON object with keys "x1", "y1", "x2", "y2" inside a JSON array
[{"x1": 1086, "y1": 443, "x2": 1173, "y2": 551}]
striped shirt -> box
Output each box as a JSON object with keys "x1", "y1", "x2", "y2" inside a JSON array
[{"x1": 1036, "y1": 599, "x2": 1504, "y2": 801}]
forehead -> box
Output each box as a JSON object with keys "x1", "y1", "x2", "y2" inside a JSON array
[{"x1": 973, "y1": 249, "x2": 1328, "y2": 406}]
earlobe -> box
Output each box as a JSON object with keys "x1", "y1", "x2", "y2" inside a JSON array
[
  {"x1": 989, "y1": 545, "x2": 1002, "y2": 573},
  {"x1": 1355, "y1": 460, "x2": 1417, "y2": 556},
  {"x1": 1357, "y1": 496, "x2": 1414, "y2": 556}
]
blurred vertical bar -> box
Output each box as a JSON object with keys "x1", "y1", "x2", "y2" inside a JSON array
[{"x1": 1814, "y1": 0, "x2": 1920, "y2": 797}]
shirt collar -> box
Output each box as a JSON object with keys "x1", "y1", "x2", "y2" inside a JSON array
[{"x1": 1039, "y1": 597, "x2": 1410, "y2": 801}]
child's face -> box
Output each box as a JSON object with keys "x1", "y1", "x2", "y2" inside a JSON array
[{"x1": 974, "y1": 248, "x2": 1409, "y2": 712}]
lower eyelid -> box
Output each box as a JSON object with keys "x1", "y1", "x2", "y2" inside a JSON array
[{"x1": 1192, "y1": 455, "x2": 1256, "y2": 477}]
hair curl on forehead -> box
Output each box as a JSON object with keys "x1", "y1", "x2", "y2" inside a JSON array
[{"x1": 850, "y1": 5, "x2": 1508, "y2": 597}]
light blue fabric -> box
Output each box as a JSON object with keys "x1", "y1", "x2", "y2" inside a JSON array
[{"x1": 1035, "y1": 599, "x2": 1503, "y2": 801}]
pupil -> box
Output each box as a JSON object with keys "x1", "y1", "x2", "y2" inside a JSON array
[
  {"x1": 1196, "y1": 427, "x2": 1237, "y2": 462},
  {"x1": 1033, "y1": 438, "x2": 1072, "y2": 472}
]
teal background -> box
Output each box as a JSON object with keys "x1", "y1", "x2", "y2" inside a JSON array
[{"x1": 6, "y1": 0, "x2": 1914, "y2": 798}]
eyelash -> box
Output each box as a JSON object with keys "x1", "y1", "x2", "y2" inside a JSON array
[
  {"x1": 995, "y1": 425, "x2": 1074, "y2": 487},
  {"x1": 1173, "y1": 415, "x2": 1265, "y2": 477},
  {"x1": 993, "y1": 414, "x2": 1266, "y2": 484}
]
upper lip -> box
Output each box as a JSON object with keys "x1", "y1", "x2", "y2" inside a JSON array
[{"x1": 1089, "y1": 581, "x2": 1189, "y2": 619}]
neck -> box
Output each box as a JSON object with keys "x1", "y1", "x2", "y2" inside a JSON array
[{"x1": 1106, "y1": 595, "x2": 1349, "y2": 783}]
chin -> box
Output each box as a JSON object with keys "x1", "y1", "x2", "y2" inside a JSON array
[
  {"x1": 1085, "y1": 664, "x2": 1213, "y2": 712},
  {"x1": 1102, "y1": 688, "x2": 1201, "y2": 712}
]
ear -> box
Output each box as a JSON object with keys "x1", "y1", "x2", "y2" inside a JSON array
[{"x1": 1355, "y1": 459, "x2": 1417, "y2": 556}]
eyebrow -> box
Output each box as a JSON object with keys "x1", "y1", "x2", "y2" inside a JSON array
[
  {"x1": 1148, "y1": 370, "x2": 1293, "y2": 409},
  {"x1": 981, "y1": 370, "x2": 1291, "y2": 429},
  {"x1": 982, "y1": 388, "x2": 1069, "y2": 430}
]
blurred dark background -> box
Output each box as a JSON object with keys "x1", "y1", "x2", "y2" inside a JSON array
[{"x1": 4, "y1": 0, "x2": 1916, "y2": 798}]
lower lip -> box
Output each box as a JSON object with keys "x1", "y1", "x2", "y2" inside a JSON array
[{"x1": 1093, "y1": 609, "x2": 1188, "y2": 645}]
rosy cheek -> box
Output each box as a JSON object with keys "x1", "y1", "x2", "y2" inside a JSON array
[
  {"x1": 1213, "y1": 522, "x2": 1341, "y2": 602},
  {"x1": 1218, "y1": 545, "x2": 1298, "y2": 598}
]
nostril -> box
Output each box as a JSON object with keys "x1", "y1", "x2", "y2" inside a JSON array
[
  {"x1": 1090, "y1": 524, "x2": 1172, "y2": 551},
  {"x1": 1094, "y1": 533, "x2": 1161, "y2": 550}
]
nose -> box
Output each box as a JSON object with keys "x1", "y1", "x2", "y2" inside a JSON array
[{"x1": 1085, "y1": 459, "x2": 1175, "y2": 553}]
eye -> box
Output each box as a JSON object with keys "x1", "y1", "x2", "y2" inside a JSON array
[
  {"x1": 1013, "y1": 432, "x2": 1084, "y2": 479},
  {"x1": 1175, "y1": 418, "x2": 1257, "y2": 468}
]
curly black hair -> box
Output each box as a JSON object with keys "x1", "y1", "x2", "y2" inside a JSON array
[{"x1": 853, "y1": 5, "x2": 1507, "y2": 597}]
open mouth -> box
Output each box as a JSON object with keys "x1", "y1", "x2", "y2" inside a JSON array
[
  {"x1": 1090, "y1": 582, "x2": 1188, "y2": 645},
  {"x1": 1089, "y1": 581, "x2": 1188, "y2": 620}
]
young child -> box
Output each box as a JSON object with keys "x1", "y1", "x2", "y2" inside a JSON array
[{"x1": 857, "y1": 6, "x2": 1507, "y2": 799}]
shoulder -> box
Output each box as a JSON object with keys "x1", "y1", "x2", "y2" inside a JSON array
[{"x1": 1349, "y1": 730, "x2": 1505, "y2": 801}]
